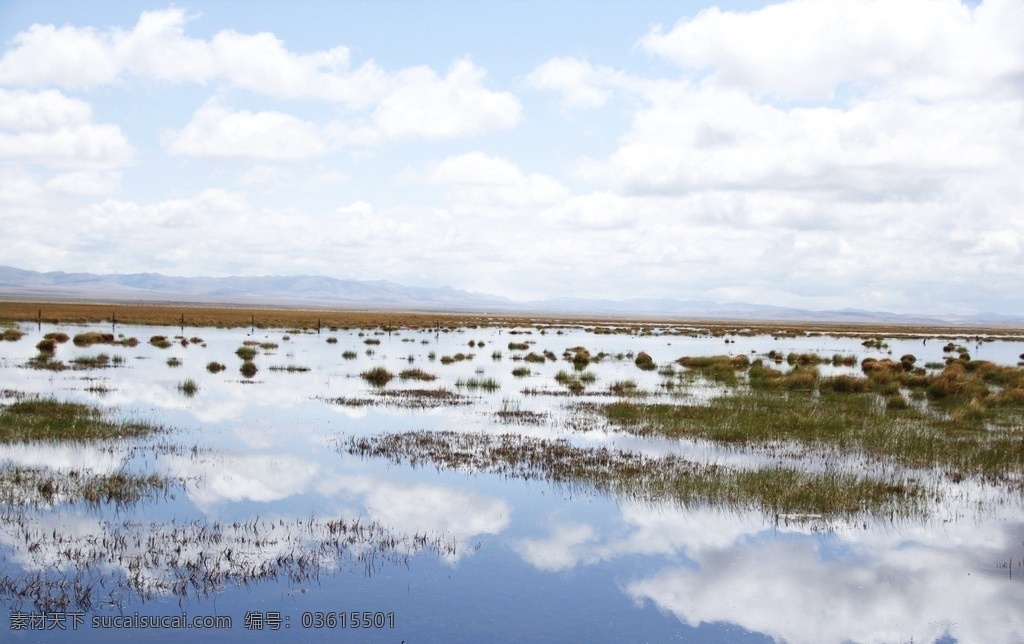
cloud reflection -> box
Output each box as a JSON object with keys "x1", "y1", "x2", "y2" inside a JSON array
[{"x1": 513, "y1": 500, "x2": 1024, "y2": 643}]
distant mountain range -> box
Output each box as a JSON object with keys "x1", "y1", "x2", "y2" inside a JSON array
[{"x1": 1, "y1": 265, "x2": 1020, "y2": 327}]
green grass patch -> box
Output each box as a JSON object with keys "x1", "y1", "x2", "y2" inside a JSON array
[
  {"x1": 399, "y1": 368, "x2": 436, "y2": 381},
  {"x1": 206, "y1": 361, "x2": 226, "y2": 373},
  {"x1": 596, "y1": 383, "x2": 1024, "y2": 487},
  {"x1": 361, "y1": 367, "x2": 393, "y2": 387},
  {"x1": 0, "y1": 398, "x2": 161, "y2": 442},
  {"x1": 239, "y1": 361, "x2": 258, "y2": 378},
  {"x1": 455, "y1": 377, "x2": 500, "y2": 392}
]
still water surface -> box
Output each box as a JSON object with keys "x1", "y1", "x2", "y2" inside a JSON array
[{"x1": 1, "y1": 321, "x2": 1023, "y2": 642}]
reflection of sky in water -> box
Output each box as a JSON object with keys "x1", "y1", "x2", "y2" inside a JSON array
[{"x1": 1, "y1": 322, "x2": 1023, "y2": 642}]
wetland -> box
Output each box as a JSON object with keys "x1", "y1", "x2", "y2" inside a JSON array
[{"x1": 1, "y1": 303, "x2": 1023, "y2": 642}]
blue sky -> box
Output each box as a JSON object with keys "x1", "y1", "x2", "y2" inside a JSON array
[{"x1": 1, "y1": 0, "x2": 1022, "y2": 314}]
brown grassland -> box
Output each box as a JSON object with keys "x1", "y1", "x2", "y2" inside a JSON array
[{"x1": 2, "y1": 300, "x2": 1022, "y2": 338}]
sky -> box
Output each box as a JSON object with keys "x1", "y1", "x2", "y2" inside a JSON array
[{"x1": 0, "y1": 0, "x2": 1022, "y2": 315}]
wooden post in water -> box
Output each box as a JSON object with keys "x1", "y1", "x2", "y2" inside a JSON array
[
  {"x1": 251, "y1": 314, "x2": 255, "y2": 332},
  {"x1": 112, "y1": 311, "x2": 116, "y2": 333},
  {"x1": 180, "y1": 313, "x2": 184, "y2": 333},
  {"x1": 317, "y1": 318, "x2": 321, "y2": 335},
  {"x1": 37, "y1": 308, "x2": 41, "y2": 331}
]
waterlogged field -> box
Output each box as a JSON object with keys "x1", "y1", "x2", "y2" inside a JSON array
[{"x1": 1, "y1": 311, "x2": 1024, "y2": 642}]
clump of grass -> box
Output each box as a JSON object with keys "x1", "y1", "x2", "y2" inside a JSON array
[
  {"x1": 342, "y1": 350, "x2": 358, "y2": 360},
  {"x1": 72, "y1": 354, "x2": 111, "y2": 369},
  {"x1": 748, "y1": 361, "x2": 818, "y2": 391},
  {"x1": 268, "y1": 365, "x2": 311, "y2": 372},
  {"x1": 439, "y1": 353, "x2": 472, "y2": 365},
  {"x1": 511, "y1": 367, "x2": 532, "y2": 377},
  {"x1": 239, "y1": 361, "x2": 258, "y2": 378},
  {"x1": 831, "y1": 354, "x2": 858, "y2": 366},
  {"x1": 508, "y1": 342, "x2": 529, "y2": 351},
  {"x1": 44, "y1": 332, "x2": 70, "y2": 344},
  {"x1": 676, "y1": 355, "x2": 750, "y2": 384},
  {"x1": 364, "y1": 338, "x2": 381, "y2": 346},
  {"x1": 1, "y1": 328, "x2": 25, "y2": 342},
  {"x1": 787, "y1": 352, "x2": 827, "y2": 365},
  {"x1": 74, "y1": 332, "x2": 115, "y2": 347},
  {"x1": 326, "y1": 337, "x2": 338, "y2": 344},
  {"x1": 236, "y1": 345, "x2": 257, "y2": 360},
  {"x1": 361, "y1": 367, "x2": 393, "y2": 387},
  {"x1": 202, "y1": 362, "x2": 224, "y2": 374},
  {"x1": 0, "y1": 397, "x2": 160, "y2": 442},
  {"x1": 634, "y1": 352, "x2": 657, "y2": 371},
  {"x1": 399, "y1": 368, "x2": 436, "y2": 381},
  {"x1": 149, "y1": 335, "x2": 172, "y2": 349},
  {"x1": 454, "y1": 377, "x2": 501, "y2": 392},
  {"x1": 26, "y1": 354, "x2": 66, "y2": 371},
  {"x1": 554, "y1": 370, "x2": 587, "y2": 394},
  {"x1": 565, "y1": 346, "x2": 591, "y2": 369},
  {"x1": 609, "y1": 380, "x2": 643, "y2": 396},
  {"x1": 177, "y1": 379, "x2": 199, "y2": 396},
  {"x1": 166, "y1": 357, "x2": 182, "y2": 367},
  {"x1": 523, "y1": 352, "x2": 546, "y2": 364},
  {"x1": 819, "y1": 374, "x2": 871, "y2": 394},
  {"x1": 36, "y1": 338, "x2": 57, "y2": 353}
]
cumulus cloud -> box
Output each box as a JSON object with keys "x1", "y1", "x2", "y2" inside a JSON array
[
  {"x1": 332, "y1": 59, "x2": 522, "y2": 143},
  {"x1": 0, "y1": 88, "x2": 92, "y2": 130},
  {"x1": 425, "y1": 151, "x2": 567, "y2": 214},
  {"x1": 0, "y1": 88, "x2": 134, "y2": 169},
  {"x1": 641, "y1": 0, "x2": 1024, "y2": 102},
  {"x1": 0, "y1": 9, "x2": 518, "y2": 143},
  {"x1": 166, "y1": 100, "x2": 326, "y2": 160}
]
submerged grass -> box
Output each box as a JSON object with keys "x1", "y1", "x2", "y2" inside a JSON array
[
  {"x1": 0, "y1": 467, "x2": 172, "y2": 507},
  {"x1": 344, "y1": 431, "x2": 926, "y2": 519}
]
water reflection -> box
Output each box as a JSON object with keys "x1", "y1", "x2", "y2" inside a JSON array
[{"x1": 1, "y1": 321, "x2": 1023, "y2": 641}]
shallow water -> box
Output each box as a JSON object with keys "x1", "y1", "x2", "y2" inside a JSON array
[{"x1": 1, "y1": 321, "x2": 1023, "y2": 642}]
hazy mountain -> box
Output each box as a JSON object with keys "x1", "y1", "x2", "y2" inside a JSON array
[
  {"x1": 0, "y1": 266, "x2": 513, "y2": 311},
  {"x1": 1, "y1": 266, "x2": 1020, "y2": 326}
]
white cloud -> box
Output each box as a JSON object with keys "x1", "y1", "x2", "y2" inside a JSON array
[
  {"x1": 44, "y1": 170, "x2": 121, "y2": 196},
  {"x1": 0, "y1": 9, "x2": 516, "y2": 142},
  {"x1": 0, "y1": 89, "x2": 133, "y2": 170},
  {"x1": 0, "y1": 123, "x2": 134, "y2": 169},
  {"x1": 525, "y1": 57, "x2": 615, "y2": 108},
  {"x1": 0, "y1": 168, "x2": 44, "y2": 207},
  {"x1": 0, "y1": 22, "x2": 121, "y2": 88},
  {"x1": 641, "y1": 0, "x2": 1024, "y2": 102},
  {"x1": 0, "y1": 88, "x2": 92, "y2": 130},
  {"x1": 425, "y1": 151, "x2": 567, "y2": 213},
  {"x1": 166, "y1": 100, "x2": 326, "y2": 160},
  {"x1": 334, "y1": 59, "x2": 522, "y2": 143}
]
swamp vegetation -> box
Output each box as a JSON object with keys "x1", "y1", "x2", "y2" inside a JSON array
[{"x1": 0, "y1": 303, "x2": 1023, "y2": 641}]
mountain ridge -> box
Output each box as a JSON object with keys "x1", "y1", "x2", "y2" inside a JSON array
[{"x1": 1, "y1": 265, "x2": 1020, "y2": 327}]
